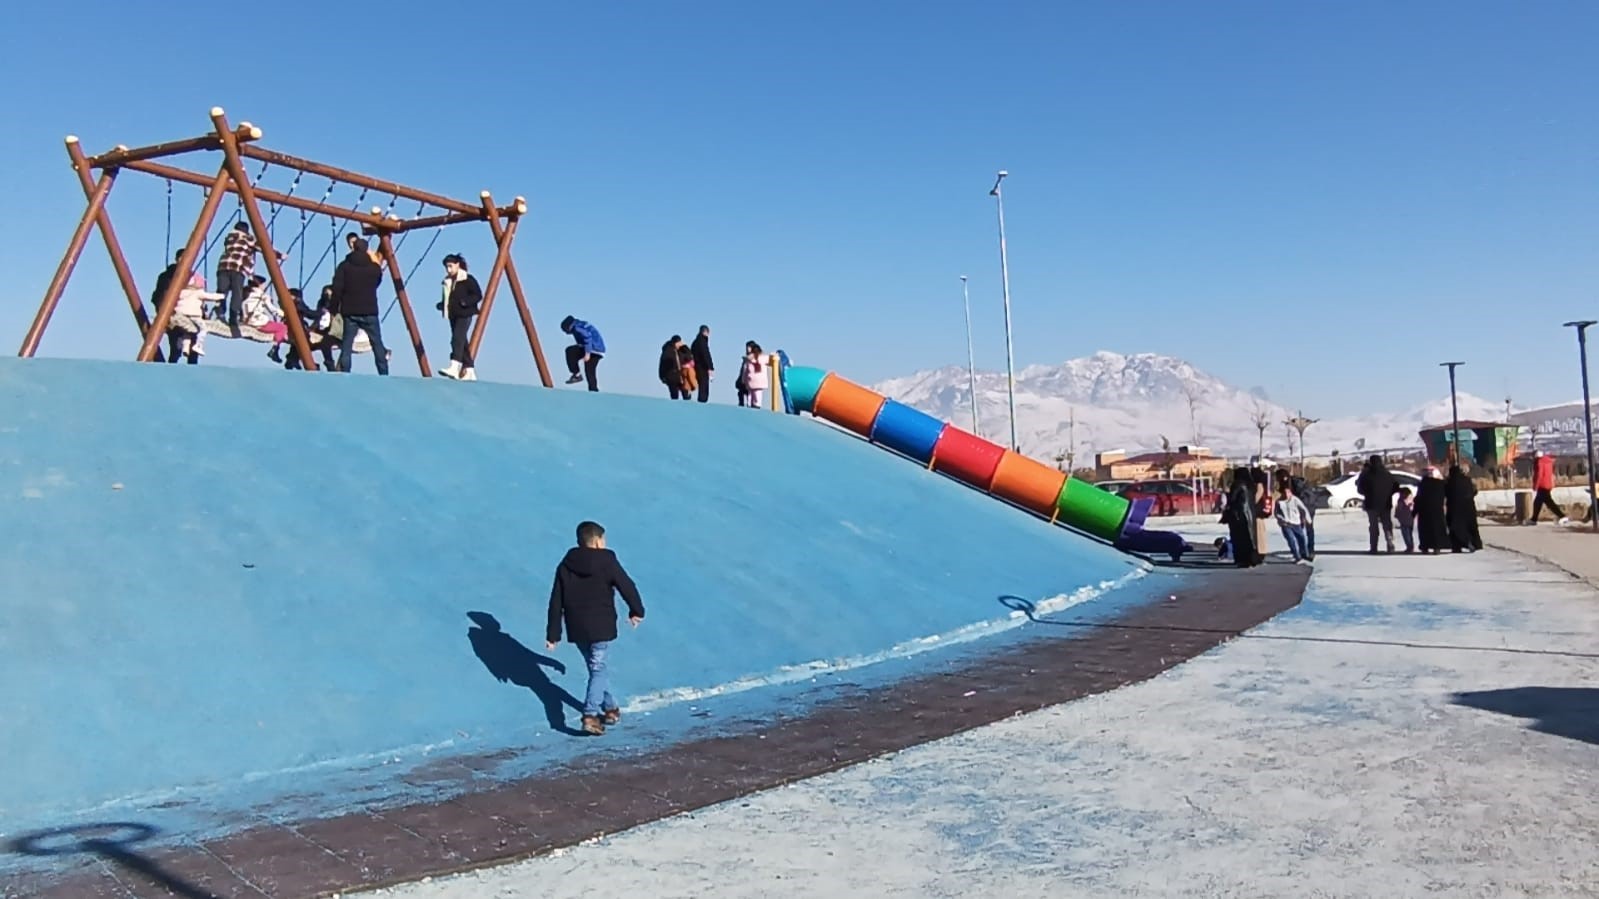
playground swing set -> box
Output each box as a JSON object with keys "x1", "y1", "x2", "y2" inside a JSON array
[{"x1": 19, "y1": 107, "x2": 553, "y2": 385}]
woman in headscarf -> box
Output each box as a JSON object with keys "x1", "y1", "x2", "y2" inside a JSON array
[
  {"x1": 1414, "y1": 466, "x2": 1449, "y2": 554},
  {"x1": 1222, "y1": 466, "x2": 1259, "y2": 568},
  {"x1": 1445, "y1": 465, "x2": 1482, "y2": 552},
  {"x1": 1251, "y1": 467, "x2": 1272, "y2": 563}
]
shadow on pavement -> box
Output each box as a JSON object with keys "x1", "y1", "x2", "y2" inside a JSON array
[{"x1": 1452, "y1": 686, "x2": 1599, "y2": 746}]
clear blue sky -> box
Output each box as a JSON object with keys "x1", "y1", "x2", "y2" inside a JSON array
[{"x1": 1, "y1": 1, "x2": 1594, "y2": 414}]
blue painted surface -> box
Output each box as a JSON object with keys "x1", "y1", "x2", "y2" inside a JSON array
[
  {"x1": 0, "y1": 357, "x2": 1154, "y2": 853},
  {"x1": 868, "y1": 399, "x2": 947, "y2": 464}
]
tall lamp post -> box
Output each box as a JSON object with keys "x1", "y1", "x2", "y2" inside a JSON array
[
  {"x1": 989, "y1": 170, "x2": 1018, "y2": 451},
  {"x1": 959, "y1": 275, "x2": 980, "y2": 437},
  {"x1": 1562, "y1": 321, "x2": 1598, "y2": 532},
  {"x1": 1441, "y1": 362, "x2": 1466, "y2": 467},
  {"x1": 1285, "y1": 412, "x2": 1317, "y2": 475}
]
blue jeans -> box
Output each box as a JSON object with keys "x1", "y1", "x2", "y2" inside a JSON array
[
  {"x1": 1303, "y1": 515, "x2": 1316, "y2": 559},
  {"x1": 576, "y1": 640, "x2": 618, "y2": 716},
  {"x1": 216, "y1": 269, "x2": 248, "y2": 324},
  {"x1": 338, "y1": 314, "x2": 389, "y2": 375},
  {"x1": 1279, "y1": 522, "x2": 1310, "y2": 561}
]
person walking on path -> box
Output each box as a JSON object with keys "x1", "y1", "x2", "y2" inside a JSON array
[
  {"x1": 560, "y1": 316, "x2": 605, "y2": 391},
  {"x1": 1250, "y1": 468, "x2": 1272, "y2": 563},
  {"x1": 1356, "y1": 454, "x2": 1398, "y2": 554},
  {"x1": 1446, "y1": 465, "x2": 1483, "y2": 552},
  {"x1": 1279, "y1": 468, "x2": 1317, "y2": 561},
  {"x1": 545, "y1": 521, "x2": 645, "y2": 736},
  {"x1": 1273, "y1": 480, "x2": 1313, "y2": 564},
  {"x1": 1414, "y1": 467, "x2": 1450, "y2": 554},
  {"x1": 437, "y1": 254, "x2": 483, "y2": 381},
  {"x1": 1394, "y1": 486, "x2": 1417, "y2": 553},
  {"x1": 330, "y1": 237, "x2": 390, "y2": 375},
  {"x1": 1221, "y1": 467, "x2": 1259, "y2": 569},
  {"x1": 691, "y1": 325, "x2": 715, "y2": 403},
  {"x1": 1528, "y1": 451, "x2": 1569, "y2": 525}
]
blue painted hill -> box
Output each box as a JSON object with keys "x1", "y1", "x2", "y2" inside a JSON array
[{"x1": 0, "y1": 358, "x2": 1153, "y2": 855}]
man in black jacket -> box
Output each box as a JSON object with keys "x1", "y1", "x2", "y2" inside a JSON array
[
  {"x1": 691, "y1": 325, "x2": 714, "y2": 403},
  {"x1": 546, "y1": 521, "x2": 645, "y2": 736},
  {"x1": 330, "y1": 237, "x2": 389, "y2": 375},
  {"x1": 1356, "y1": 454, "x2": 1398, "y2": 554}
]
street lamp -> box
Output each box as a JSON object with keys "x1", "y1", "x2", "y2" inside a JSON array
[
  {"x1": 959, "y1": 275, "x2": 980, "y2": 437},
  {"x1": 1441, "y1": 362, "x2": 1465, "y2": 468},
  {"x1": 989, "y1": 170, "x2": 1018, "y2": 452},
  {"x1": 1285, "y1": 412, "x2": 1317, "y2": 475},
  {"x1": 1562, "y1": 321, "x2": 1598, "y2": 532}
]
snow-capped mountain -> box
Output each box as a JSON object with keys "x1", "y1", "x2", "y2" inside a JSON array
[{"x1": 871, "y1": 351, "x2": 1504, "y2": 464}]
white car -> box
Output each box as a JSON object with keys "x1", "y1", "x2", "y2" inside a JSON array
[{"x1": 1316, "y1": 471, "x2": 1423, "y2": 509}]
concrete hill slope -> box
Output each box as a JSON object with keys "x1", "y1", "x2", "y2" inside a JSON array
[{"x1": 0, "y1": 358, "x2": 1150, "y2": 850}]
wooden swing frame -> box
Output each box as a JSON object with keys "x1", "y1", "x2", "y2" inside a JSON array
[{"x1": 18, "y1": 107, "x2": 553, "y2": 385}]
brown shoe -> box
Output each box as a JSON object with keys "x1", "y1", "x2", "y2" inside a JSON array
[
  {"x1": 580, "y1": 715, "x2": 605, "y2": 736},
  {"x1": 602, "y1": 708, "x2": 621, "y2": 726}
]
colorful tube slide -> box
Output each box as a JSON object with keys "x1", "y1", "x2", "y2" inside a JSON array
[{"x1": 781, "y1": 365, "x2": 1185, "y2": 556}]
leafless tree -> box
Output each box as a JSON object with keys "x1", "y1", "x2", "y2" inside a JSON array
[
  {"x1": 1180, "y1": 383, "x2": 1204, "y2": 447},
  {"x1": 1247, "y1": 398, "x2": 1272, "y2": 463}
]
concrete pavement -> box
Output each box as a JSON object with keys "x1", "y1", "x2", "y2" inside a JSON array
[
  {"x1": 355, "y1": 514, "x2": 1599, "y2": 899},
  {"x1": 1481, "y1": 521, "x2": 1599, "y2": 587}
]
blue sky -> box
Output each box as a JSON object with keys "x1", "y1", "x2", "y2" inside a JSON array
[{"x1": 1, "y1": 1, "x2": 1594, "y2": 414}]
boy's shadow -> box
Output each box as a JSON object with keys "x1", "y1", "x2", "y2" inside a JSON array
[{"x1": 466, "y1": 611, "x2": 584, "y2": 737}]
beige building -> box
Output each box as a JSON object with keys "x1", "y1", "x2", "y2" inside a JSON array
[{"x1": 1095, "y1": 446, "x2": 1231, "y2": 482}]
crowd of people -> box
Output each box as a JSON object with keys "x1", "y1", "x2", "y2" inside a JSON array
[
  {"x1": 148, "y1": 222, "x2": 779, "y2": 407},
  {"x1": 150, "y1": 223, "x2": 459, "y2": 378},
  {"x1": 654, "y1": 328, "x2": 772, "y2": 407},
  {"x1": 1218, "y1": 454, "x2": 1484, "y2": 568}
]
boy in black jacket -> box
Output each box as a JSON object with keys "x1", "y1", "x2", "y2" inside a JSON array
[{"x1": 546, "y1": 521, "x2": 645, "y2": 735}]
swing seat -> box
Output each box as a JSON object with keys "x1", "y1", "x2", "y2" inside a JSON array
[{"x1": 198, "y1": 319, "x2": 372, "y2": 353}]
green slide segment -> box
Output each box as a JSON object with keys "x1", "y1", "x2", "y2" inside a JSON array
[{"x1": 1056, "y1": 477, "x2": 1132, "y2": 542}]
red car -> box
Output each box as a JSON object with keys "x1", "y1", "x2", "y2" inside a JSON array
[{"x1": 1117, "y1": 479, "x2": 1222, "y2": 517}]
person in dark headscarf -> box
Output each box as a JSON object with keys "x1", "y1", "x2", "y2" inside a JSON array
[
  {"x1": 1445, "y1": 465, "x2": 1482, "y2": 552},
  {"x1": 1413, "y1": 466, "x2": 1449, "y2": 554},
  {"x1": 1221, "y1": 467, "x2": 1259, "y2": 568}
]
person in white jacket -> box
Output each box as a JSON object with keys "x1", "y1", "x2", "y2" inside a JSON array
[
  {"x1": 241, "y1": 275, "x2": 292, "y2": 363},
  {"x1": 1273, "y1": 481, "x2": 1313, "y2": 564},
  {"x1": 166, "y1": 273, "x2": 223, "y2": 364},
  {"x1": 740, "y1": 342, "x2": 770, "y2": 410}
]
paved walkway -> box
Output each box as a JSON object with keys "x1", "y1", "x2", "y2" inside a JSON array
[
  {"x1": 1481, "y1": 520, "x2": 1599, "y2": 586},
  {"x1": 357, "y1": 516, "x2": 1599, "y2": 899}
]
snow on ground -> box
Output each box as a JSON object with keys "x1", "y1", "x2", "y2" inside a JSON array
[{"x1": 355, "y1": 515, "x2": 1599, "y2": 899}]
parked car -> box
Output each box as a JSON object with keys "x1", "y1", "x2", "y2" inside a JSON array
[
  {"x1": 1314, "y1": 471, "x2": 1423, "y2": 509},
  {"x1": 1093, "y1": 480, "x2": 1134, "y2": 495},
  {"x1": 1118, "y1": 479, "x2": 1222, "y2": 517}
]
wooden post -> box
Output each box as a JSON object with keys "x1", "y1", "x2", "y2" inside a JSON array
[
  {"x1": 210, "y1": 108, "x2": 318, "y2": 371},
  {"x1": 476, "y1": 195, "x2": 552, "y2": 388},
  {"x1": 19, "y1": 161, "x2": 119, "y2": 357},
  {"x1": 376, "y1": 231, "x2": 432, "y2": 377},
  {"x1": 466, "y1": 191, "x2": 519, "y2": 364},
  {"x1": 139, "y1": 164, "x2": 232, "y2": 361},
  {"x1": 66, "y1": 138, "x2": 154, "y2": 346}
]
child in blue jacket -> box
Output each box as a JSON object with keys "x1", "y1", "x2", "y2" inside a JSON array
[{"x1": 560, "y1": 315, "x2": 605, "y2": 391}]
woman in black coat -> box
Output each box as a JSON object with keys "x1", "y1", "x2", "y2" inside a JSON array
[
  {"x1": 1413, "y1": 468, "x2": 1450, "y2": 554},
  {"x1": 438, "y1": 254, "x2": 484, "y2": 380},
  {"x1": 1222, "y1": 466, "x2": 1259, "y2": 568},
  {"x1": 1445, "y1": 465, "x2": 1482, "y2": 552},
  {"x1": 659, "y1": 336, "x2": 686, "y2": 400}
]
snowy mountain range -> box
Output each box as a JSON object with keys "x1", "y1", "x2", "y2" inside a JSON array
[{"x1": 871, "y1": 352, "x2": 1506, "y2": 465}]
